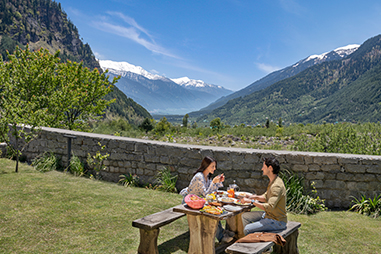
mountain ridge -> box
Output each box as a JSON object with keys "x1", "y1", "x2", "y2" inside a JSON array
[
  {"x1": 99, "y1": 59, "x2": 233, "y2": 114},
  {"x1": 197, "y1": 35, "x2": 381, "y2": 125},
  {"x1": 191, "y1": 44, "x2": 360, "y2": 116}
]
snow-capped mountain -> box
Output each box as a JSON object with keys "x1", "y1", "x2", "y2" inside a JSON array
[
  {"x1": 99, "y1": 60, "x2": 164, "y2": 80},
  {"x1": 196, "y1": 44, "x2": 360, "y2": 114},
  {"x1": 296, "y1": 44, "x2": 360, "y2": 67},
  {"x1": 171, "y1": 77, "x2": 232, "y2": 96},
  {"x1": 98, "y1": 60, "x2": 232, "y2": 115}
]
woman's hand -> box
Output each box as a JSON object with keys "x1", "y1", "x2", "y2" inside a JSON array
[{"x1": 212, "y1": 173, "x2": 225, "y2": 184}]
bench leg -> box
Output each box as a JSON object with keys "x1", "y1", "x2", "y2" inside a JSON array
[
  {"x1": 273, "y1": 229, "x2": 299, "y2": 254},
  {"x1": 137, "y1": 228, "x2": 160, "y2": 254}
]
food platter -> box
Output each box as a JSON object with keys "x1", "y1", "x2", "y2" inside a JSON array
[
  {"x1": 233, "y1": 199, "x2": 251, "y2": 206},
  {"x1": 219, "y1": 197, "x2": 237, "y2": 204},
  {"x1": 235, "y1": 191, "x2": 253, "y2": 198},
  {"x1": 200, "y1": 205, "x2": 227, "y2": 215}
]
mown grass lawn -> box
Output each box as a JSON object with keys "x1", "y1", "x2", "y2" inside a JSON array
[{"x1": 1, "y1": 158, "x2": 380, "y2": 254}]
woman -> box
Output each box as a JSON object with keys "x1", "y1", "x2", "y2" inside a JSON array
[
  {"x1": 180, "y1": 156, "x2": 234, "y2": 243},
  {"x1": 180, "y1": 156, "x2": 224, "y2": 198}
]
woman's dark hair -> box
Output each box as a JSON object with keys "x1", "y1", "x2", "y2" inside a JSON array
[
  {"x1": 194, "y1": 156, "x2": 217, "y2": 179},
  {"x1": 263, "y1": 157, "x2": 280, "y2": 175}
]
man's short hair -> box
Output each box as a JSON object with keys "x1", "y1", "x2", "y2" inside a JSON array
[{"x1": 263, "y1": 157, "x2": 280, "y2": 174}]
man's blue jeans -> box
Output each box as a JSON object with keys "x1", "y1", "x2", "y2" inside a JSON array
[{"x1": 242, "y1": 211, "x2": 287, "y2": 235}]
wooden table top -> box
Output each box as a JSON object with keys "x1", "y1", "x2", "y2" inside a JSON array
[{"x1": 173, "y1": 203, "x2": 252, "y2": 220}]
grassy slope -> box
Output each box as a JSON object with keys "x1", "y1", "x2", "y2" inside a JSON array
[{"x1": 1, "y1": 159, "x2": 380, "y2": 253}]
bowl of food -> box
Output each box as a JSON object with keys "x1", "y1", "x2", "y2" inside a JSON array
[{"x1": 185, "y1": 194, "x2": 206, "y2": 209}]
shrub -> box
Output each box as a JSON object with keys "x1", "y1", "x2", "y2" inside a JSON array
[
  {"x1": 69, "y1": 154, "x2": 85, "y2": 177},
  {"x1": 349, "y1": 194, "x2": 381, "y2": 218},
  {"x1": 155, "y1": 167, "x2": 178, "y2": 193},
  {"x1": 280, "y1": 169, "x2": 327, "y2": 214},
  {"x1": 32, "y1": 152, "x2": 62, "y2": 172},
  {"x1": 119, "y1": 173, "x2": 141, "y2": 187}
]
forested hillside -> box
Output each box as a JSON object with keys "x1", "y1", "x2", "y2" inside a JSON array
[
  {"x1": 0, "y1": 0, "x2": 151, "y2": 125},
  {"x1": 198, "y1": 35, "x2": 381, "y2": 125}
]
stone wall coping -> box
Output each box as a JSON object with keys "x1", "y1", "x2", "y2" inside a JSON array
[{"x1": 40, "y1": 127, "x2": 381, "y2": 160}]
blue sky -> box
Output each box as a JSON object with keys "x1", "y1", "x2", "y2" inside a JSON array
[{"x1": 58, "y1": 0, "x2": 381, "y2": 91}]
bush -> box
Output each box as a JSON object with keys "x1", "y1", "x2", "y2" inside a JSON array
[
  {"x1": 118, "y1": 173, "x2": 141, "y2": 187},
  {"x1": 155, "y1": 167, "x2": 178, "y2": 193},
  {"x1": 32, "y1": 152, "x2": 62, "y2": 172},
  {"x1": 69, "y1": 154, "x2": 85, "y2": 177},
  {"x1": 349, "y1": 194, "x2": 381, "y2": 218},
  {"x1": 280, "y1": 169, "x2": 326, "y2": 214}
]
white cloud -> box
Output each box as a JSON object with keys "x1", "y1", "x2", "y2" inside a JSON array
[
  {"x1": 255, "y1": 63, "x2": 281, "y2": 74},
  {"x1": 93, "y1": 12, "x2": 181, "y2": 59},
  {"x1": 94, "y1": 51, "x2": 105, "y2": 60}
]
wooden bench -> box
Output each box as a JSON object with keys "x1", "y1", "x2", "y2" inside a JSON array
[
  {"x1": 225, "y1": 221, "x2": 301, "y2": 254},
  {"x1": 132, "y1": 204, "x2": 186, "y2": 254}
]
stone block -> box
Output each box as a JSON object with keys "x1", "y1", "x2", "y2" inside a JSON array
[
  {"x1": 244, "y1": 153, "x2": 260, "y2": 164},
  {"x1": 313, "y1": 156, "x2": 337, "y2": 165},
  {"x1": 304, "y1": 156, "x2": 313, "y2": 165},
  {"x1": 286, "y1": 154, "x2": 304, "y2": 165},
  {"x1": 308, "y1": 164, "x2": 321, "y2": 172},
  {"x1": 336, "y1": 173, "x2": 354, "y2": 181},
  {"x1": 218, "y1": 160, "x2": 233, "y2": 170},
  {"x1": 160, "y1": 156, "x2": 170, "y2": 164},
  {"x1": 305, "y1": 172, "x2": 325, "y2": 180},
  {"x1": 321, "y1": 164, "x2": 340, "y2": 172},
  {"x1": 145, "y1": 154, "x2": 160, "y2": 163},
  {"x1": 338, "y1": 157, "x2": 359, "y2": 164},
  {"x1": 345, "y1": 164, "x2": 367, "y2": 173},
  {"x1": 292, "y1": 164, "x2": 309, "y2": 172},
  {"x1": 353, "y1": 174, "x2": 376, "y2": 182},
  {"x1": 366, "y1": 165, "x2": 381, "y2": 174},
  {"x1": 312, "y1": 180, "x2": 324, "y2": 188}
]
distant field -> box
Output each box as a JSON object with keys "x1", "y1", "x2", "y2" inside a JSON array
[{"x1": 1, "y1": 159, "x2": 380, "y2": 253}]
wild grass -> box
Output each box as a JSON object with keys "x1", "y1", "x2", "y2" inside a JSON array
[{"x1": 1, "y1": 159, "x2": 380, "y2": 253}]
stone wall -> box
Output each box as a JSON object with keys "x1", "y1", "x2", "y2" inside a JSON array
[{"x1": 15, "y1": 127, "x2": 381, "y2": 209}]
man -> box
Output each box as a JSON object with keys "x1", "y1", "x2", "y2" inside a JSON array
[{"x1": 240, "y1": 157, "x2": 287, "y2": 235}]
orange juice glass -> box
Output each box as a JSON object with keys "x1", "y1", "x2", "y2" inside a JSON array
[{"x1": 227, "y1": 188, "x2": 235, "y2": 198}]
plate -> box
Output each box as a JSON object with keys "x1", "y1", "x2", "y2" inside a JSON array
[
  {"x1": 235, "y1": 191, "x2": 253, "y2": 198},
  {"x1": 233, "y1": 199, "x2": 251, "y2": 206},
  {"x1": 219, "y1": 197, "x2": 237, "y2": 204},
  {"x1": 223, "y1": 205, "x2": 243, "y2": 212},
  {"x1": 216, "y1": 190, "x2": 227, "y2": 195}
]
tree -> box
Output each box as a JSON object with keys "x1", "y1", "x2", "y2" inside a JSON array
[
  {"x1": 0, "y1": 46, "x2": 119, "y2": 172},
  {"x1": 47, "y1": 60, "x2": 119, "y2": 130},
  {"x1": 155, "y1": 117, "x2": 171, "y2": 134},
  {"x1": 139, "y1": 118, "x2": 154, "y2": 133},
  {"x1": 265, "y1": 118, "x2": 270, "y2": 128},
  {"x1": 278, "y1": 117, "x2": 283, "y2": 127},
  {"x1": 210, "y1": 117, "x2": 223, "y2": 132},
  {"x1": 182, "y1": 114, "x2": 189, "y2": 128}
]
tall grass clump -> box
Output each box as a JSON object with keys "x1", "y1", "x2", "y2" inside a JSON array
[
  {"x1": 155, "y1": 167, "x2": 178, "y2": 193},
  {"x1": 69, "y1": 154, "x2": 85, "y2": 177},
  {"x1": 32, "y1": 151, "x2": 62, "y2": 172},
  {"x1": 349, "y1": 194, "x2": 381, "y2": 218},
  {"x1": 280, "y1": 169, "x2": 326, "y2": 214}
]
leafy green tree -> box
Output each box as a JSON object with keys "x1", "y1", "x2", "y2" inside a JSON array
[
  {"x1": 278, "y1": 117, "x2": 283, "y2": 127},
  {"x1": 182, "y1": 114, "x2": 189, "y2": 128},
  {"x1": 265, "y1": 118, "x2": 270, "y2": 128},
  {"x1": 155, "y1": 117, "x2": 171, "y2": 134},
  {"x1": 139, "y1": 118, "x2": 154, "y2": 133},
  {"x1": 210, "y1": 117, "x2": 223, "y2": 132},
  {"x1": 0, "y1": 46, "x2": 118, "y2": 172}
]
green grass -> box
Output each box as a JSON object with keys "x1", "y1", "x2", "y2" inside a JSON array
[{"x1": 1, "y1": 158, "x2": 380, "y2": 253}]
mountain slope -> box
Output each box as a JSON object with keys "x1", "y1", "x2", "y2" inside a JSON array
[
  {"x1": 198, "y1": 35, "x2": 381, "y2": 125},
  {"x1": 194, "y1": 44, "x2": 359, "y2": 116},
  {"x1": 99, "y1": 60, "x2": 232, "y2": 114},
  {"x1": 0, "y1": 0, "x2": 151, "y2": 123}
]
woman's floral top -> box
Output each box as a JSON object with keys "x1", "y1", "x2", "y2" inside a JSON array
[{"x1": 180, "y1": 172, "x2": 223, "y2": 198}]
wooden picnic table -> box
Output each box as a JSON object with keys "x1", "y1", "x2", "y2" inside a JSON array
[{"x1": 173, "y1": 203, "x2": 253, "y2": 254}]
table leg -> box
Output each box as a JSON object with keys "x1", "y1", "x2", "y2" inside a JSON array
[
  {"x1": 226, "y1": 213, "x2": 245, "y2": 239},
  {"x1": 186, "y1": 214, "x2": 218, "y2": 254}
]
